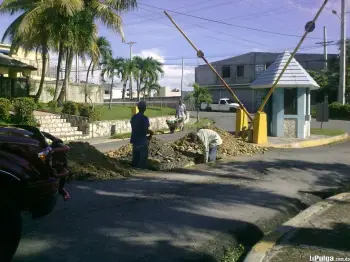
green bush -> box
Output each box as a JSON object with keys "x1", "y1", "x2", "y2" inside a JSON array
[
  {"x1": 36, "y1": 101, "x2": 46, "y2": 110},
  {"x1": 12, "y1": 97, "x2": 37, "y2": 126},
  {"x1": 78, "y1": 103, "x2": 101, "y2": 121},
  {"x1": 48, "y1": 100, "x2": 58, "y2": 111},
  {"x1": 0, "y1": 98, "x2": 11, "y2": 122},
  {"x1": 62, "y1": 101, "x2": 78, "y2": 115},
  {"x1": 329, "y1": 102, "x2": 350, "y2": 120}
]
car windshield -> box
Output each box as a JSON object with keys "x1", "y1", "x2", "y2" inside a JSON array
[{"x1": 225, "y1": 99, "x2": 235, "y2": 104}]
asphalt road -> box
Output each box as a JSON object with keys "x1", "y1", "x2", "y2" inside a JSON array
[{"x1": 14, "y1": 141, "x2": 350, "y2": 262}]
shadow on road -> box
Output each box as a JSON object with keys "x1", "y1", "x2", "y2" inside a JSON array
[{"x1": 14, "y1": 154, "x2": 350, "y2": 262}]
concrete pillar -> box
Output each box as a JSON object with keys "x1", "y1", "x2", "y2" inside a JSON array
[
  {"x1": 271, "y1": 88, "x2": 284, "y2": 137},
  {"x1": 297, "y1": 88, "x2": 307, "y2": 138}
]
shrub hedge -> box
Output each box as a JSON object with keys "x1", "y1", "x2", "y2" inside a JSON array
[
  {"x1": 0, "y1": 98, "x2": 11, "y2": 122},
  {"x1": 329, "y1": 102, "x2": 350, "y2": 120},
  {"x1": 62, "y1": 101, "x2": 77, "y2": 115},
  {"x1": 78, "y1": 103, "x2": 101, "y2": 121},
  {"x1": 12, "y1": 97, "x2": 37, "y2": 126}
]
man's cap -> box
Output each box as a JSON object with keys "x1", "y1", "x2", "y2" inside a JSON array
[{"x1": 137, "y1": 100, "x2": 147, "y2": 109}]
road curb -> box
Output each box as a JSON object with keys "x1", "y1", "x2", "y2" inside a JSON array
[
  {"x1": 262, "y1": 133, "x2": 349, "y2": 149},
  {"x1": 243, "y1": 192, "x2": 350, "y2": 262}
]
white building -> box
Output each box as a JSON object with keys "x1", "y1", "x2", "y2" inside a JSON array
[{"x1": 157, "y1": 87, "x2": 181, "y2": 97}]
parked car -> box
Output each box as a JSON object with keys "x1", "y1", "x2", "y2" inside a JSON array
[
  {"x1": 0, "y1": 125, "x2": 70, "y2": 261},
  {"x1": 200, "y1": 98, "x2": 240, "y2": 112}
]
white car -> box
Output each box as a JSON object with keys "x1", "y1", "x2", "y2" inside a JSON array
[{"x1": 201, "y1": 98, "x2": 240, "y2": 112}]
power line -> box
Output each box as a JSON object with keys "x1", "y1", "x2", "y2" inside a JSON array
[
  {"x1": 125, "y1": 0, "x2": 215, "y2": 23},
  {"x1": 126, "y1": 6, "x2": 296, "y2": 37},
  {"x1": 137, "y1": 2, "x2": 325, "y2": 40},
  {"x1": 126, "y1": 0, "x2": 243, "y2": 27}
]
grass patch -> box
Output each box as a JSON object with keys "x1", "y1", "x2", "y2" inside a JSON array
[
  {"x1": 111, "y1": 132, "x2": 131, "y2": 139},
  {"x1": 41, "y1": 105, "x2": 175, "y2": 121},
  {"x1": 221, "y1": 244, "x2": 245, "y2": 262},
  {"x1": 311, "y1": 128, "x2": 345, "y2": 136},
  {"x1": 186, "y1": 118, "x2": 214, "y2": 129}
]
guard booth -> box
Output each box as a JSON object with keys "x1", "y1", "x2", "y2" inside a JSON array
[{"x1": 250, "y1": 51, "x2": 320, "y2": 139}]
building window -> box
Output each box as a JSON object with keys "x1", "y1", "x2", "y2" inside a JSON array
[
  {"x1": 236, "y1": 65, "x2": 244, "y2": 77},
  {"x1": 284, "y1": 88, "x2": 298, "y2": 115},
  {"x1": 222, "y1": 66, "x2": 230, "y2": 78}
]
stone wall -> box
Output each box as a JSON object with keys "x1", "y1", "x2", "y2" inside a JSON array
[
  {"x1": 284, "y1": 118, "x2": 297, "y2": 138},
  {"x1": 61, "y1": 113, "x2": 90, "y2": 135},
  {"x1": 30, "y1": 80, "x2": 104, "y2": 103},
  {"x1": 89, "y1": 113, "x2": 191, "y2": 138},
  {"x1": 60, "y1": 112, "x2": 191, "y2": 138}
]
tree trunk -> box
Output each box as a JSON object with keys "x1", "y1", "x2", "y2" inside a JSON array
[
  {"x1": 34, "y1": 46, "x2": 48, "y2": 103},
  {"x1": 57, "y1": 48, "x2": 73, "y2": 104},
  {"x1": 84, "y1": 60, "x2": 93, "y2": 103},
  {"x1": 122, "y1": 80, "x2": 127, "y2": 100},
  {"x1": 54, "y1": 42, "x2": 63, "y2": 100},
  {"x1": 109, "y1": 74, "x2": 114, "y2": 110},
  {"x1": 137, "y1": 78, "x2": 141, "y2": 101},
  {"x1": 129, "y1": 78, "x2": 133, "y2": 100},
  {"x1": 197, "y1": 107, "x2": 199, "y2": 122}
]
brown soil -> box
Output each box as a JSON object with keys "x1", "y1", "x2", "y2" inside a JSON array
[
  {"x1": 107, "y1": 138, "x2": 194, "y2": 171},
  {"x1": 172, "y1": 127, "x2": 268, "y2": 158},
  {"x1": 67, "y1": 142, "x2": 131, "y2": 181}
]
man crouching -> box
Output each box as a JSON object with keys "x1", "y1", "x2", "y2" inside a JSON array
[
  {"x1": 130, "y1": 101, "x2": 153, "y2": 169},
  {"x1": 190, "y1": 129, "x2": 222, "y2": 163}
]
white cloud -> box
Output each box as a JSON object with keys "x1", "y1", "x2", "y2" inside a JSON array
[{"x1": 134, "y1": 48, "x2": 195, "y2": 91}]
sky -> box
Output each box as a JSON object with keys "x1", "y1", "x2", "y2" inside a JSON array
[{"x1": 0, "y1": 0, "x2": 349, "y2": 91}]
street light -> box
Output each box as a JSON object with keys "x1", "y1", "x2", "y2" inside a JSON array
[{"x1": 332, "y1": 10, "x2": 341, "y2": 20}]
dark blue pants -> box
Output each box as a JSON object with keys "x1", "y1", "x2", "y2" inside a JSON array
[
  {"x1": 132, "y1": 144, "x2": 148, "y2": 169},
  {"x1": 208, "y1": 146, "x2": 218, "y2": 162}
]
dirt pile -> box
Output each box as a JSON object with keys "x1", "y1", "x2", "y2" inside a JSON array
[
  {"x1": 67, "y1": 142, "x2": 131, "y2": 180},
  {"x1": 173, "y1": 127, "x2": 268, "y2": 158},
  {"x1": 107, "y1": 138, "x2": 194, "y2": 171}
]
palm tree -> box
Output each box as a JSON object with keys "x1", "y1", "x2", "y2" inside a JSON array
[
  {"x1": 185, "y1": 83, "x2": 212, "y2": 122},
  {"x1": 84, "y1": 36, "x2": 112, "y2": 102},
  {"x1": 0, "y1": 0, "x2": 83, "y2": 102},
  {"x1": 101, "y1": 57, "x2": 124, "y2": 109},
  {"x1": 141, "y1": 82, "x2": 162, "y2": 98},
  {"x1": 57, "y1": 0, "x2": 137, "y2": 103},
  {"x1": 132, "y1": 56, "x2": 164, "y2": 101}
]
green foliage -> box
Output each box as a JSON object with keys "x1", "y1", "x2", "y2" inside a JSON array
[
  {"x1": 329, "y1": 102, "x2": 350, "y2": 119},
  {"x1": 36, "y1": 101, "x2": 46, "y2": 109},
  {"x1": 78, "y1": 103, "x2": 101, "y2": 121},
  {"x1": 221, "y1": 244, "x2": 245, "y2": 262},
  {"x1": 0, "y1": 98, "x2": 11, "y2": 122},
  {"x1": 185, "y1": 83, "x2": 212, "y2": 107},
  {"x1": 48, "y1": 100, "x2": 58, "y2": 111},
  {"x1": 12, "y1": 97, "x2": 37, "y2": 126},
  {"x1": 62, "y1": 101, "x2": 78, "y2": 115}
]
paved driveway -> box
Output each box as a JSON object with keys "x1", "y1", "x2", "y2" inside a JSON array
[{"x1": 13, "y1": 141, "x2": 350, "y2": 262}]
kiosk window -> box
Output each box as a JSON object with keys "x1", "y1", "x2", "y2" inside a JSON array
[{"x1": 284, "y1": 88, "x2": 298, "y2": 115}]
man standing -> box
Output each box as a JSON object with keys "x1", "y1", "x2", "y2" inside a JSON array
[
  {"x1": 130, "y1": 101, "x2": 153, "y2": 169},
  {"x1": 175, "y1": 99, "x2": 187, "y2": 131},
  {"x1": 190, "y1": 129, "x2": 222, "y2": 163}
]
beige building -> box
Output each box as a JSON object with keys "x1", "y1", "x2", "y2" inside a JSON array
[{"x1": 0, "y1": 43, "x2": 55, "y2": 81}]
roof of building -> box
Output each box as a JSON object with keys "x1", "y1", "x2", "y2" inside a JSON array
[
  {"x1": 0, "y1": 53, "x2": 37, "y2": 71},
  {"x1": 249, "y1": 51, "x2": 320, "y2": 90},
  {"x1": 196, "y1": 51, "x2": 337, "y2": 68}
]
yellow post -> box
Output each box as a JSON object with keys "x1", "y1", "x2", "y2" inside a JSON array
[
  {"x1": 253, "y1": 112, "x2": 268, "y2": 144},
  {"x1": 235, "y1": 109, "x2": 248, "y2": 137},
  {"x1": 131, "y1": 106, "x2": 139, "y2": 116}
]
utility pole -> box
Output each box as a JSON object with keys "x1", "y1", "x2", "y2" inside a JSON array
[
  {"x1": 180, "y1": 57, "x2": 184, "y2": 100},
  {"x1": 316, "y1": 26, "x2": 334, "y2": 71},
  {"x1": 125, "y1": 41, "x2": 136, "y2": 59},
  {"x1": 339, "y1": 0, "x2": 347, "y2": 104},
  {"x1": 75, "y1": 54, "x2": 78, "y2": 83},
  {"x1": 125, "y1": 42, "x2": 136, "y2": 99}
]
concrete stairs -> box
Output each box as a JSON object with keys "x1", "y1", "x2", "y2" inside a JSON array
[{"x1": 35, "y1": 113, "x2": 89, "y2": 142}]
